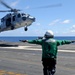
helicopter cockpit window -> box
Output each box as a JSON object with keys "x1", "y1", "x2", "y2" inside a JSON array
[
  {"x1": 22, "y1": 17, "x2": 26, "y2": 21},
  {"x1": 17, "y1": 13, "x2": 21, "y2": 18},
  {"x1": 22, "y1": 13, "x2": 26, "y2": 16}
]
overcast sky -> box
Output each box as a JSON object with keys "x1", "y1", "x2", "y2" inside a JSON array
[{"x1": 0, "y1": 0, "x2": 75, "y2": 36}]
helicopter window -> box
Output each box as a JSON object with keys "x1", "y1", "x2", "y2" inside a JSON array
[
  {"x1": 13, "y1": 16, "x2": 15, "y2": 21},
  {"x1": 17, "y1": 13, "x2": 21, "y2": 18},
  {"x1": 9, "y1": 13, "x2": 11, "y2": 15},
  {"x1": 1, "y1": 18, "x2": 4, "y2": 22},
  {"x1": 6, "y1": 17, "x2": 11, "y2": 27},
  {"x1": 22, "y1": 13, "x2": 26, "y2": 16},
  {"x1": 22, "y1": 17, "x2": 26, "y2": 21}
]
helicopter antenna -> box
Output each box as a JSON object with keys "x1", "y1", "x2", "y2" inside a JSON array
[{"x1": 0, "y1": 0, "x2": 20, "y2": 12}]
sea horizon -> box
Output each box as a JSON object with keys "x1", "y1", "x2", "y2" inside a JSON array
[
  {"x1": 0, "y1": 36, "x2": 75, "y2": 37},
  {"x1": 0, "y1": 36, "x2": 75, "y2": 42}
]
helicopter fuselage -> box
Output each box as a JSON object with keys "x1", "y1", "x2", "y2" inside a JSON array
[{"x1": 0, "y1": 12, "x2": 35, "y2": 32}]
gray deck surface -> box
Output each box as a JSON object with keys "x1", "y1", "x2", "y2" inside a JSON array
[{"x1": 0, "y1": 41, "x2": 75, "y2": 75}]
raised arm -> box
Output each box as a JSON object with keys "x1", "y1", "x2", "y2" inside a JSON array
[
  {"x1": 56, "y1": 40, "x2": 75, "y2": 46},
  {"x1": 20, "y1": 39, "x2": 42, "y2": 45}
]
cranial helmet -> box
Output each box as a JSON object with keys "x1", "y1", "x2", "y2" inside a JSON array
[{"x1": 44, "y1": 30, "x2": 54, "y2": 38}]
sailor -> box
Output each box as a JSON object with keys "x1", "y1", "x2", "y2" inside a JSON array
[{"x1": 20, "y1": 30, "x2": 75, "y2": 75}]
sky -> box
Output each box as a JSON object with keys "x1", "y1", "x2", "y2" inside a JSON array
[{"x1": 0, "y1": 0, "x2": 75, "y2": 36}]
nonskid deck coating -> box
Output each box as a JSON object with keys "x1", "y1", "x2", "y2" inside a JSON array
[{"x1": 0, "y1": 70, "x2": 27, "y2": 75}]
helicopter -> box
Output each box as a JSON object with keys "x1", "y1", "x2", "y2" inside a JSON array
[
  {"x1": 0, "y1": 0, "x2": 35, "y2": 32},
  {"x1": 0, "y1": 0, "x2": 62, "y2": 32}
]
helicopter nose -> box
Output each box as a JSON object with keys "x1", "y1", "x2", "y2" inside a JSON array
[
  {"x1": 29, "y1": 16, "x2": 35, "y2": 22},
  {"x1": 32, "y1": 17, "x2": 35, "y2": 22}
]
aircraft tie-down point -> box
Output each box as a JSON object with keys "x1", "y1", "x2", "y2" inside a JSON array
[{"x1": 0, "y1": 0, "x2": 35, "y2": 32}]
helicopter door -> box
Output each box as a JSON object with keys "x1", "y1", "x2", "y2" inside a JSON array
[{"x1": 6, "y1": 17, "x2": 11, "y2": 27}]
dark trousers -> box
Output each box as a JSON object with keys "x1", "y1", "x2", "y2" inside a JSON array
[{"x1": 42, "y1": 58, "x2": 56, "y2": 75}]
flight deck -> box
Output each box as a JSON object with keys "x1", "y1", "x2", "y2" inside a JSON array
[{"x1": 0, "y1": 41, "x2": 75, "y2": 75}]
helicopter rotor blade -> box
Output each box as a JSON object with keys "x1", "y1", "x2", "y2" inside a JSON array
[
  {"x1": 30, "y1": 3, "x2": 62, "y2": 9},
  {"x1": 0, "y1": 0, "x2": 13, "y2": 10},
  {"x1": 0, "y1": 9, "x2": 21, "y2": 12},
  {"x1": 0, "y1": 10, "x2": 11, "y2": 12},
  {"x1": 0, "y1": 0, "x2": 21, "y2": 12}
]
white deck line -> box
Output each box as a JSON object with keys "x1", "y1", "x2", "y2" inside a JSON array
[{"x1": 0, "y1": 46, "x2": 75, "y2": 53}]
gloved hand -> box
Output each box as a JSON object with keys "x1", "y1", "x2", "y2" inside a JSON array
[
  {"x1": 20, "y1": 40, "x2": 28, "y2": 42},
  {"x1": 71, "y1": 40, "x2": 75, "y2": 43}
]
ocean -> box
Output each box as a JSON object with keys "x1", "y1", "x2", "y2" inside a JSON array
[{"x1": 0, "y1": 36, "x2": 75, "y2": 42}]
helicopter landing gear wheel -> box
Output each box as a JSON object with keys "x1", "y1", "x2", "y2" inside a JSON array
[
  {"x1": 11, "y1": 26, "x2": 14, "y2": 30},
  {"x1": 24, "y1": 27, "x2": 28, "y2": 31}
]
